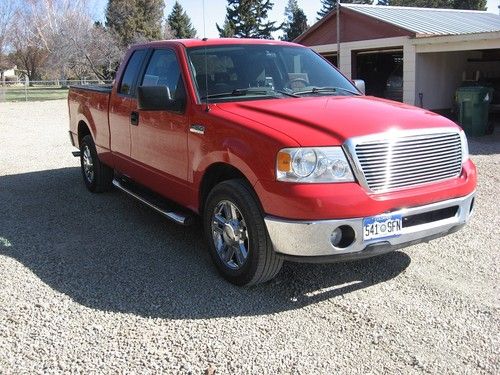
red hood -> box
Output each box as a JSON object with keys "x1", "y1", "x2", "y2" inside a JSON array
[{"x1": 216, "y1": 96, "x2": 460, "y2": 146}]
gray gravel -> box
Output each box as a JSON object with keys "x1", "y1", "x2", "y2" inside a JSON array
[{"x1": 0, "y1": 100, "x2": 499, "y2": 374}]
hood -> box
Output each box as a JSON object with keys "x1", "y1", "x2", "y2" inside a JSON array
[{"x1": 216, "y1": 96, "x2": 460, "y2": 146}]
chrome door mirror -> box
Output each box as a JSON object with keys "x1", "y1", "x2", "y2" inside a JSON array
[{"x1": 353, "y1": 79, "x2": 365, "y2": 95}]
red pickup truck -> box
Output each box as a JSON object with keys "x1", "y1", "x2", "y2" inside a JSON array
[{"x1": 68, "y1": 39, "x2": 476, "y2": 285}]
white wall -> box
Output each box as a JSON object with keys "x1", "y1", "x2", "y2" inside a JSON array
[{"x1": 415, "y1": 51, "x2": 480, "y2": 110}]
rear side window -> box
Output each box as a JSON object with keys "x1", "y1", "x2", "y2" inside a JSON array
[{"x1": 119, "y1": 49, "x2": 146, "y2": 95}]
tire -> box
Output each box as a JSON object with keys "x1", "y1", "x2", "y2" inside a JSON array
[
  {"x1": 80, "y1": 135, "x2": 113, "y2": 193},
  {"x1": 203, "y1": 179, "x2": 283, "y2": 286}
]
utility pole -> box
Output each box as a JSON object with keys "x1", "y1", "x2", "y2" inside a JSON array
[{"x1": 337, "y1": 1, "x2": 341, "y2": 68}]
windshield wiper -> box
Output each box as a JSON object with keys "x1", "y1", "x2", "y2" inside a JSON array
[
  {"x1": 294, "y1": 86, "x2": 361, "y2": 96},
  {"x1": 201, "y1": 87, "x2": 300, "y2": 100}
]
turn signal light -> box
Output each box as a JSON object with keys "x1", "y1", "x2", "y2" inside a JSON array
[{"x1": 277, "y1": 151, "x2": 292, "y2": 172}]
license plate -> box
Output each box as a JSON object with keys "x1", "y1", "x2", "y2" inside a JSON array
[{"x1": 363, "y1": 214, "x2": 402, "y2": 241}]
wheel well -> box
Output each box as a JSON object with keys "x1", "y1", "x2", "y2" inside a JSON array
[
  {"x1": 199, "y1": 163, "x2": 255, "y2": 213},
  {"x1": 77, "y1": 121, "x2": 91, "y2": 147}
]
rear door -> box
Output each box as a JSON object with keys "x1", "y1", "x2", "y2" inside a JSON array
[{"x1": 109, "y1": 49, "x2": 147, "y2": 171}]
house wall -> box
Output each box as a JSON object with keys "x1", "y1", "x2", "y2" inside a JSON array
[{"x1": 296, "y1": 8, "x2": 412, "y2": 46}]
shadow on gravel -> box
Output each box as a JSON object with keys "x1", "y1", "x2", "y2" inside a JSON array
[{"x1": 0, "y1": 167, "x2": 410, "y2": 319}]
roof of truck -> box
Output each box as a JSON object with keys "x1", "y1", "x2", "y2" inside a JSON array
[{"x1": 132, "y1": 38, "x2": 303, "y2": 49}]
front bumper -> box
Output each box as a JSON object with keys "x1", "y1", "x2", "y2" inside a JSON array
[{"x1": 264, "y1": 192, "x2": 475, "y2": 262}]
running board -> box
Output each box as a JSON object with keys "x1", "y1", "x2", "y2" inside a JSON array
[{"x1": 112, "y1": 179, "x2": 193, "y2": 225}]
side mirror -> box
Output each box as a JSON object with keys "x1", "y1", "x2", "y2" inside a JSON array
[
  {"x1": 353, "y1": 79, "x2": 366, "y2": 95},
  {"x1": 137, "y1": 86, "x2": 185, "y2": 112}
]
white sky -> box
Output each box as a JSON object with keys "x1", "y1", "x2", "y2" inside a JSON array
[{"x1": 91, "y1": 0, "x2": 500, "y2": 39}]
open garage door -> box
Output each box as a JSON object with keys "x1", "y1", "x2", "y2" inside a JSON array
[
  {"x1": 352, "y1": 49, "x2": 403, "y2": 102},
  {"x1": 415, "y1": 48, "x2": 500, "y2": 128}
]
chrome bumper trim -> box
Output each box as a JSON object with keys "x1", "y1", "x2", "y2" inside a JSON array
[{"x1": 264, "y1": 192, "x2": 475, "y2": 258}]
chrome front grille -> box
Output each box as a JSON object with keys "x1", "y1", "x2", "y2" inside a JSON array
[{"x1": 351, "y1": 131, "x2": 463, "y2": 192}]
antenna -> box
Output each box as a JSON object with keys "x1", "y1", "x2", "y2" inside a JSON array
[{"x1": 202, "y1": 0, "x2": 210, "y2": 112}]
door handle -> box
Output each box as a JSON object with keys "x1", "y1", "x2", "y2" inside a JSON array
[
  {"x1": 130, "y1": 111, "x2": 139, "y2": 126},
  {"x1": 190, "y1": 124, "x2": 205, "y2": 134}
]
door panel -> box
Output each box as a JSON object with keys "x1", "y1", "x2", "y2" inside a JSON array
[
  {"x1": 131, "y1": 49, "x2": 189, "y2": 183},
  {"x1": 109, "y1": 49, "x2": 147, "y2": 172}
]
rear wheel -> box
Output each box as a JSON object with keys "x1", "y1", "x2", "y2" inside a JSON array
[
  {"x1": 203, "y1": 179, "x2": 283, "y2": 286},
  {"x1": 80, "y1": 135, "x2": 113, "y2": 193}
]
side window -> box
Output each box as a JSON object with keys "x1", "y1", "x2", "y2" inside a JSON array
[
  {"x1": 119, "y1": 49, "x2": 146, "y2": 95},
  {"x1": 141, "y1": 49, "x2": 184, "y2": 102}
]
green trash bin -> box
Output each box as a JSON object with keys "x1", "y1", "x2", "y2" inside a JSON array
[{"x1": 455, "y1": 86, "x2": 494, "y2": 136}]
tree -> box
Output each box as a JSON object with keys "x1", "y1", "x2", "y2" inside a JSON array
[
  {"x1": 9, "y1": 10, "x2": 48, "y2": 82},
  {"x1": 106, "y1": 0, "x2": 164, "y2": 47},
  {"x1": 217, "y1": 0, "x2": 281, "y2": 39},
  {"x1": 452, "y1": 0, "x2": 486, "y2": 10},
  {"x1": 388, "y1": 0, "x2": 486, "y2": 9},
  {"x1": 317, "y1": 0, "x2": 373, "y2": 20},
  {"x1": 218, "y1": 19, "x2": 236, "y2": 38},
  {"x1": 167, "y1": 1, "x2": 197, "y2": 39},
  {"x1": 0, "y1": 1, "x2": 15, "y2": 72},
  {"x1": 281, "y1": 0, "x2": 308, "y2": 42}
]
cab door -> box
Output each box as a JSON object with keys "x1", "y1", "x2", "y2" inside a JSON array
[
  {"x1": 129, "y1": 48, "x2": 190, "y2": 204},
  {"x1": 109, "y1": 48, "x2": 147, "y2": 173}
]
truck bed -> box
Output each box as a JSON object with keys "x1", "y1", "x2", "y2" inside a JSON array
[
  {"x1": 68, "y1": 84, "x2": 112, "y2": 152},
  {"x1": 69, "y1": 84, "x2": 113, "y2": 93}
]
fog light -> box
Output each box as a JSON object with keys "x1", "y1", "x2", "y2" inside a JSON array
[
  {"x1": 330, "y1": 225, "x2": 356, "y2": 249},
  {"x1": 330, "y1": 227, "x2": 343, "y2": 247}
]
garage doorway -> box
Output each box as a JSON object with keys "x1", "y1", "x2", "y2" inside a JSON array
[
  {"x1": 320, "y1": 52, "x2": 338, "y2": 67},
  {"x1": 352, "y1": 49, "x2": 403, "y2": 101}
]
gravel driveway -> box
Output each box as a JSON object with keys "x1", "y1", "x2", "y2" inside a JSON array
[{"x1": 0, "y1": 100, "x2": 498, "y2": 374}]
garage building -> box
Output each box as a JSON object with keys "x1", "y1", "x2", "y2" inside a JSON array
[{"x1": 295, "y1": 4, "x2": 500, "y2": 115}]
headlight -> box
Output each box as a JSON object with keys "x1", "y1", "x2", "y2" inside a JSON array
[
  {"x1": 459, "y1": 130, "x2": 469, "y2": 164},
  {"x1": 277, "y1": 147, "x2": 355, "y2": 183}
]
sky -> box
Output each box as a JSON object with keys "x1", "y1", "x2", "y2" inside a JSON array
[{"x1": 91, "y1": 0, "x2": 500, "y2": 39}]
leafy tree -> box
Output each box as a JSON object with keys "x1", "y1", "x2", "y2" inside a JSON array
[
  {"x1": 281, "y1": 0, "x2": 308, "y2": 41},
  {"x1": 317, "y1": 0, "x2": 373, "y2": 20},
  {"x1": 167, "y1": 1, "x2": 197, "y2": 39},
  {"x1": 106, "y1": 0, "x2": 164, "y2": 47},
  {"x1": 217, "y1": 0, "x2": 281, "y2": 39}
]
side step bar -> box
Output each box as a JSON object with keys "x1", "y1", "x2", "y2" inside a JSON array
[{"x1": 112, "y1": 179, "x2": 193, "y2": 225}]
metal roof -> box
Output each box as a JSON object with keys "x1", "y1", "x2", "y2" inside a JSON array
[{"x1": 342, "y1": 4, "x2": 500, "y2": 36}]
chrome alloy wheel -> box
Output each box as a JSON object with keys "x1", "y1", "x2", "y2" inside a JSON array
[
  {"x1": 82, "y1": 145, "x2": 94, "y2": 183},
  {"x1": 211, "y1": 200, "x2": 249, "y2": 270}
]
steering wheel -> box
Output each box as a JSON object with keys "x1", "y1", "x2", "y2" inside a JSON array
[{"x1": 286, "y1": 77, "x2": 309, "y2": 89}]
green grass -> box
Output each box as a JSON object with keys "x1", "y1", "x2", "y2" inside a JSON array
[{"x1": 0, "y1": 86, "x2": 68, "y2": 102}]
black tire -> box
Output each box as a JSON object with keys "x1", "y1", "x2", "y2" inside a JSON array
[
  {"x1": 203, "y1": 179, "x2": 283, "y2": 286},
  {"x1": 80, "y1": 135, "x2": 113, "y2": 193}
]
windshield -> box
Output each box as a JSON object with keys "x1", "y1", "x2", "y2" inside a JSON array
[{"x1": 186, "y1": 45, "x2": 359, "y2": 103}]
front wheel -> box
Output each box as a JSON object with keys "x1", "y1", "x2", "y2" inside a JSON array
[{"x1": 203, "y1": 179, "x2": 283, "y2": 286}]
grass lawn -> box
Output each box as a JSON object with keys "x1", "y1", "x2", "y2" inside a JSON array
[{"x1": 0, "y1": 86, "x2": 68, "y2": 102}]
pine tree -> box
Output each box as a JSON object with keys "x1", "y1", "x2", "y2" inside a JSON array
[
  {"x1": 217, "y1": 0, "x2": 281, "y2": 39},
  {"x1": 167, "y1": 1, "x2": 197, "y2": 39},
  {"x1": 106, "y1": 0, "x2": 164, "y2": 47},
  {"x1": 281, "y1": 0, "x2": 308, "y2": 41},
  {"x1": 389, "y1": 0, "x2": 486, "y2": 9},
  {"x1": 317, "y1": 0, "x2": 373, "y2": 20},
  {"x1": 219, "y1": 19, "x2": 236, "y2": 38}
]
